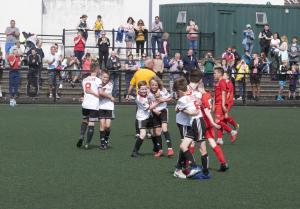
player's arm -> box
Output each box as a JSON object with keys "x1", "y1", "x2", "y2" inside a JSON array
[
  {"x1": 182, "y1": 109, "x2": 200, "y2": 116},
  {"x1": 98, "y1": 89, "x2": 115, "y2": 102},
  {"x1": 222, "y1": 90, "x2": 228, "y2": 113},
  {"x1": 204, "y1": 108, "x2": 221, "y2": 129}
]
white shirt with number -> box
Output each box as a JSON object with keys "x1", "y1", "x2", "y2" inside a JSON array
[
  {"x1": 82, "y1": 76, "x2": 101, "y2": 110},
  {"x1": 187, "y1": 85, "x2": 203, "y2": 118},
  {"x1": 148, "y1": 88, "x2": 171, "y2": 111},
  {"x1": 136, "y1": 94, "x2": 151, "y2": 121},
  {"x1": 176, "y1": 95, "x2": 197, "y2": 126},
  {"x1": 99, "y1": 81, "x2": 114, "y2": 110}
]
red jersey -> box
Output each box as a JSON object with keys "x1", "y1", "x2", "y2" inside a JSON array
[
  {"x1": 8, "y1": 55, "x2": 21, "y2": 70},
  {"x1": 201, "y1": 92, "x2": 213, "y2": 127},
  {"x1": 226, "y1": 80, "x2": 234, "y2": 106},
  {"x1": 74, "y1": 35, "x2": 85, "y2": 52},
  {"x1": 214, "y1": 79, "x2": 227, "y2": 105}
]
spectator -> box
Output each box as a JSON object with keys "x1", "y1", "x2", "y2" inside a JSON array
[
  {"x1": 270, "y1": 32, "x2": 280, "y2": 56},
  {"x1": 124, "y1": 17, "x2": 135, "y2": 56},
  {"x1": 288, "y1": 64, "x2": 298, "y2": 100},
  {"x1": 46, "y1": 46, "x2": 61, "y2": 98},
  {"x1": 36, "y1": 41, "x2": 44, "y2": 86},
  {"x1": 107, "y1": 51, "x2": 121, "y2": 97},
  {"x1": 277, "y1": 64, "x2": 288, "y2": 101},
  {"x1": 168, "y1": 52, "x2": 183, "y2": 96},
  {"x1": 93, "y1": 15, "x2": 104, "y2": 44},
  {"x1": 153, "y1": 52, "x2": 164, "y2": 79},
  {"x1": 258, "y1": 24, "x2": 272, "y2": 56},
  {"x1": 124, "y1": 53, "x2": 137, "y2": 98},
  {"x1": 231, "y1": 46, "x2": 241, "y2": 63},
  {"x1": 151, "y1": 16, "x2": 163, "y2": 57},
  {"x1": 250, "y1": 53, "x2": 262, "y2": 101},
  {"x1": 81, "y1": 53, "x2": 92, "y2": 79},
  {"x1": 288, "y1": 36, "x2": 300, "y2": 66},
  {"x1": 241, "y1": 51, "x2": 252, "y2": 66},
  {"x1": 0, "y1": 47, "x2": 5, "y2": 97},
  {"x1": 242, "y1": 24, "x2": 255, "y2": 54},
  {"x1": 134, "y1": 19, "x2": 147, "y2": 57},
  {"x1": 159, "y1": 32, "x2": 170, "y2": 58},
  {"x1": 270, "y1": 33, "x2": 281, "y2": 80},
  {"x1": 235, "y1": 59, "x2": 249, "y2": 100},
  {"x1": 77, "y1": 14, "x2": 89, "y2": 41},
  {"x1": 222, "y1": 47, "x2": 235, "y2": 67},
  {"x1": 260, "y1": 52, "x2": 270, "y2": 74},
  {"x1": 66, "y1": 55, "x2": 81, "y2": 88},
  {"x1": 203, "y1": 52, "x2": 215, "y2": 88},
  {"x1": 9, "y1": 41, "x2": 24, "y2": 57},
  {"x1": 97, "y1": 31, "x2": 110, "y2": 69},
  {"x1": 116, "y1": 26, "x2": 124, "y2": 56},
  {"x1": 7, "y1": 49, "x2": 21, "y2": 106},
  {"x1": 74, "y1": 31, "x2": 86, "y2": 67},
  {"x1": 27, "y1": 48, "x2": 41, "y2": 97},
  {"x1": 182, "y1": 49, "x2": 199, "y2": 81},
  {"x1": 4, "y1": 20, "x2": 20, "y2": 56},
  {"x1": 186, "y1": 19, "x2": 199, "y2": 56},
  {"x1": 136, "y1": 53, "x2": 147, "y2": 69},
  {"x1": 279, "y1": 35, "x2": 289, "y2": 67}
]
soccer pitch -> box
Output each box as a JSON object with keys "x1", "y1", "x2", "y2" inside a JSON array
[{"x1": 0, "y1": 105, "x2": 299, "y2": 209}]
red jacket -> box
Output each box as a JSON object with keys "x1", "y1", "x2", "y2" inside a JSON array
[{"x1": 8, "y1": 55, "x2": 21, "y2": 70}]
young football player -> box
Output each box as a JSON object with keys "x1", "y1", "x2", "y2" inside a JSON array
[
  {"x1": 148, "y1": 76, "x2": 174, "y2": 157},
  {"x1": 131, "y1": 81, "x2": 159, "y2": 157},
  {"x1": 214, "y1": 67, "x2": 238, "y2": 145},
  {"x1": 76, "y1": 62, "x2": 101, "y2": 149},
  {"x1": 173, "y1": 77, "x2": 202, "y2": 179},
  {"x1": 98, "y1": 69, "x2": 115, "y2": 150}
]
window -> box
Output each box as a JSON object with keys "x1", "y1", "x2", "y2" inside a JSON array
[
  {"x1": 256, "y1": 12, "x2": 268, "y2": 25},
  {"x1": 176, "y1": 11, "x2": 187, "y2": 24}
]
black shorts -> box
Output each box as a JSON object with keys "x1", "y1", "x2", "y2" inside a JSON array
[
  {"x1": 177, "y1": 118, "x2": 206, "y2": 142},
  {"x1": 289, "y1": 84, "x2": 297, "y2": 92},
  {"x1": 152, "y1": 109, "x2": 168, "y2": 127},
  {"x1": 99, "y1": 109, "x2": 115, "y2": 119},
  {"x1": 137, "y1": 117, "x2": 153, "y2": 129},
  {"x1": 82, "y1": 108, "x2": 99, "y2": 122}
]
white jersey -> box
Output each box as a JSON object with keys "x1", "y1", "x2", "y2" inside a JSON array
[
  {"x1": 176, "y1": 95, "x2": 198, "y2": 126},
  {"x1": 136, "y1": 94, "x2": 151, "y2": 121},
  {"x1": 148, "y1": 88, "x2": 171, "y2": 111},
  {"x1": 187, "y1": 84, "x2": 203, "y2": 118},
  {"x1": 82, "y1": 76, "x2": 101, "y2": 110},
  {"x1": 99, "y1": 81, "x2": 114, "y2": 110}
]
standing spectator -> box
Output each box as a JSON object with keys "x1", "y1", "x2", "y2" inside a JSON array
[
  {"x1": 231, "y1": 46, "x2": 241, "y2": 63},
  {"x1": 260, "y1": 52, "x2": 270, "y2": 74},
  {"x1": 203, "y1": 52, "x2": 215, "y2": 88},
  {"x1": 74, "y1": 31, "x2": 86, "y2": 68},
  {"x1": 151, "y1": 16, "x2": 163, "y2": 57},
  {"x1": 116, "y1": 26, "x2": 124, "y2": 56},
  {"x1": 0, "y1": 47, "x2": 5, "y2": 97},
  {"x1": 134, "y1": 19, "x2": 147, "y2": 58},
  {"x1": 159, "y1": 32, "x2": 170, "y2": 58},
  {"x1": 107, "y1": 51, "x2": 121, "y2": 97},
  {"x1": 242, "y1": 24, "x2": 255, "y2": 54},
  {"x1": 258, "y1": 24, "x2": 272, "y2": 56},
  {"x1": 124, "y1": 53, "x2": 137, "y2": 98},
  {"x1": 250, "y1": 53, "x2": 262, "y2": 101},
  {"x1": 168, "y1": 53, "x2": 183, "y2": 96},
  {"x1": 288, "y1": 36, "x2": 300, "y2": 66},
  {"x1": 270, "y1": 33, "x2": 281, "y2": 80},
  {"x1": 36, "y1": 40, "x2": 44, "y2": 86},
  {"x1": 77, "y1": 15, "x2": 89, "y2": 41},
  {"x1": 186, "y1": 19, "x2": 199, "y2": 55},
  {"x1": 93, "y1": 15, "x2": 104, "y2": 44},
  {"x1": 46, "y1": 46, "x2": 60, "y2": 98},
  {"x1": 27, "y1": 48, "x2": 41, "y2": 97},
  {"x1": 277, "y1": 64, "x2": 288, "y2": 101},
  {"x1": 182, "y1": 49, "x2": 199, "y2": 81},
  {"x1": 270, "y1": 32, "x2": 280, "y2": 56},
  {"x1": 279, "y1": 35, "x2": 289, "y2": 67},
  {"x1": 124, "y1": 17, "x2": 135, "y2": 56},
  {"x1": 97, "y1": 31, "x2": 110, "y2": 69},
  {"x1": 235, "y1": 59, "x2": 249, "y2": 100},
  {"x1": 7, "y1": 49, "x2": 21, "y2": 106},
  {"x1": 288, "y1": 64, "x2": 298, "y2": 100},
  {"x1": 4, "y1": 20, "x2": 20, "y2": 57},
  {"x1": 81, "y1": 53, "x2": 92, "y2": 79},
  {"x1": 153, "y1": 52, "x2": 164, "y2": 79}
]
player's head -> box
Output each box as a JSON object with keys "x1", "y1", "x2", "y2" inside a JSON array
[
  {"x1": 173, "y1": 77, "x2": 188, "y2": 97},
  {"x1": 214, "y1": 67, "x2": 224, "y2": 81},
  {"x1": 149, "y1": 76, "x2": 163, "y2": 92},
  {"x1": 101, "y1": 69, "x2": 110, "y2": 83},
  {"x1": 137, "y1": 80, "x2": 148, "y2": 96},
  {"x1": 223, "y1": 71, "x2": 230, "y2": 80},
  {"x1": 90, "y1": 62, "x2": 100, "y2": 75},
  {"x1": 189, "y1": 70, "x2": 203, "y2": 83}
]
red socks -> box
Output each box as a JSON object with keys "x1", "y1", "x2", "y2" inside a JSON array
[
  {"x1": 218, "y1": 120, "x2": 232, "y2": 133},
  {"x1": 213, "y1": 146, "x2": 226, "y2": 164},
  {"x1": 225, "y1": 117, "x2": 237, "y2": 128}
]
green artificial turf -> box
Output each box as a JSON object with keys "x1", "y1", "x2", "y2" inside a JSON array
[{"x1": 0, "y1": 105, "x2": 299, "y2": 209}]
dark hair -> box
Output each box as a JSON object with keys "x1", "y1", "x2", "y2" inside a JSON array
[
  {"x1": 137, "y1": 19, "x2": 145, "y2": 26},
  {"x1": 173, "y1": 77, "x2": 188, "y2": 92},
  {"x1": 101, "y1": 68, "x2": 109, "y2": 75},
  {"x1": 292, "y1": 36, "x2": 298, "y2": 40},
  {"x1": 97, "y1": 15, "x2": 102, "y2": 19},
  {"x1": 127, "y1": 17, "x2": 135, "y2": 24},
  {"x1": 155, "y1": 16, "x2": 160, "y2": 19},
  {"x1": 90, "y1": 62, "x2": 100, "y2": 72},
  {"x1": 138, "y1": 80, "x2": 147, "y2": 89},
  {"x1": 273, "y1": 32, "x2": 280, "y2": 39},
  {"x1": 189, "y1": 70, "x2": 203, "y2": 83},
  {"x1": 214, "y1": 67, "x2": 224, "y2": 75}
]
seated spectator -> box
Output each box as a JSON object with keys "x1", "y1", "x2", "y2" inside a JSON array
[
  {"x1": 66, "y1": 55, "x2": 81, "y2": 88},
  {"x1": 27, "y1": 48, "x2": 41, "y2": 97},
  {"x1": 203, "y1": 52, "x2": 215, "y2": 88},
  {"x1": 134, "y1": 19, "x2": 147, "y2": 57},
  {"x1": 231, "y1": 46, "x2": 241, "y2": 63},
  {"x1": 7, "y1": 49, "x2": 21, "y2": 106},
  {"x1": 124, "y1": 53, "x2": 137, "y2": 98},
  {"x1": 81, "y1": 53, "x2": 92, "y2": 79},
  {"x1": 249, "y1": 53, "x2": 262, "y2": 101},
  {"x1": 182, "y1": 49, "x2": 199, "y2": 81},
  {"x1": 235, "y1": 59, "x2": 249, "y2": 100},
  {"x1": 288, "y1": 36, "x2": 300, "y2": 66},
  {"x1": 153, "y1": 52, "x2": 164, "y2": 79},
  {"x1": 107, "y1": 51, "x2": 121, "y2": 97},
  {"x1": 288, "y1": 64, "x2": 298, "y2": 100},
  {"x1": 259, "y1": 52, "x2": 270, "y2": 74},
  {"x1": 222, "y1": 47, "x2": 235, "y2": 65},
  {"x1": 0, "y1": 47, "x2": 5, "y2": 97},
  {"x1": 136, "y1": 53, "x2": 147, "y2": 69},
  {"x1": 168, "y1": 52, "x2": 183, "y2": 96},
  {"x1": 241, "y1": 51, "x2": 252, "y2": 66}
]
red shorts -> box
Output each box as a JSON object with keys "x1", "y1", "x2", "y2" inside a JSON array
[
  {"x1": 214, "y1": 105, "x2": 224, "y2": 121},
  {"x1": 205, "y1": 126, "x2": 215, "y2": 139}
]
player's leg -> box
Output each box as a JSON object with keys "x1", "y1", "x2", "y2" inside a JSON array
[
  {"x1": 224, "y1": 105, "x2": 238, "y2": 129},
  {"x1": 207, "y1": 135, "x2": 229, "y2": 172},
  {"x1": 84, "y1": 110, "x2": 98, "y2": 149},
  {"x1": 99, "y1": 118, "x2": 107, "y2": 149},
  {"x1": 153, "y1": 126, "x2": 163, "y2": 157},
  {"x1": 180, "y1": 137, "x2": 200, "y2": 177},
  {"x1": 131, "y1": 127, "x2": 146, "y2": 157},
  {"x1": 77, "y1": 109, "x2": 89, "y2": 148},
  {"x1": 161, "y1": 109, "x2": 174, "y2": 156},
  {"x1": 104, "y1": 118, "x2": 112, "y2": 146},
  {"x1": 197, "y1": 140, "x2": 209, "y2": 176}
]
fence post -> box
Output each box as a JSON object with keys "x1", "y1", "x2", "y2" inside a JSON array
[
  {"x1": 62, "y1": 28, "x2": 66, "y2": 57},
  {"x1": 198, "y1": 32, "x2": 202, "y2": 58},
  {"x1": 112, "y1": 28, "x2": 115, "y2": 51},
  {"x1": 243, "y1": 74, "x2": 246, "y2": 105},
  {"x1": 118, "y1": 71, "x2": 122, "y2": 103},
  {"x1": 179, "y1": 31, "x2": 182, "y2": 56},
  {"x1": 212, "y1": 32, "x2": 216, "y2": 57}
]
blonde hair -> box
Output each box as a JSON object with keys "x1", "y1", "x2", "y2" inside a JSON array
[
  {"x1": 162, "y1": 32, "x2": 169, "y2": 40},
  {"x1": 281, "y1": 35, "x2": 288, "y2": 43},
  {"x1": 149, "y1": 76, "x2": 164, "y2": 90}
]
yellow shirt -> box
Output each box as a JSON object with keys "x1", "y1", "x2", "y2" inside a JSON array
[
  {"x1": 94, "y1": 20, "x2": 103, "y2": 31},
  {"x1": 236, "y1": 64, "x2": 249, "y2": 81},
  {"x1": 130, "y1": 68, "x2": 156, "y2": 91}
]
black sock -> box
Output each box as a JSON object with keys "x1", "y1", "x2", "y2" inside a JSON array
[
  {"x1": 86, "y1": 126, "x2": 94, "y2": 144},
  {"x1": 176, "y1": 150, "x2": 186, "y2": 169},
  {"x1": 100, "y1": 131, "x2": 106, "y2": 145},
  {"x1": 133, "y1": 137, "x2": 143, "y2": 153},
  {"x1": 79, "y1": 122, "x2": 88, "y2": 139},
  {"x1": 135, "y1": 119, "x2": 139, "y2": 135},
  {"x1": 163, "y1": 131, "x2": 172, "y2": 148},
  {"x1": 183, "y1": 150, "x2": 196, "y2": 167},
  {"x1": 105, "y1": 128, "x2": 111, "y2": 142},
  {"x1": 201, "y1": 154, "x2": 209, "y2": 175},
  {"x1": 156, "y1": 135, "x2": 163, "y2": 150},
  {"x1": 151, "y1": 136, "x2": 159, "y2": 152}
]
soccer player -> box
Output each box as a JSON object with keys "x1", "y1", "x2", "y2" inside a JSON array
[
  {"x1": 173, "y1": 77, "x2": 202, "y2": 179},
  {"x1": 148, "y1": 76, "x2": 174, "y2": 157},
  {"x1": 214, "y1": 67, "x2": 238, "y2": 145},
  {"x1": 198, "y1": 81, "x2": 229, "y2": 171},
  {"x1": 76, "y1": 62, "x2": 101, "y2": 149},
  {"x1": 131, "y1": 81, "x2": 159, "y2": 157},
  {"x1": 98, "y1": 69, "x2": 115, "y2": 150}
]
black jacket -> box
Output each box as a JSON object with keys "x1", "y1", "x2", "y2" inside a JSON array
[{"x1": 28, "y1": 54, "x2": 41, "y2": 69}]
